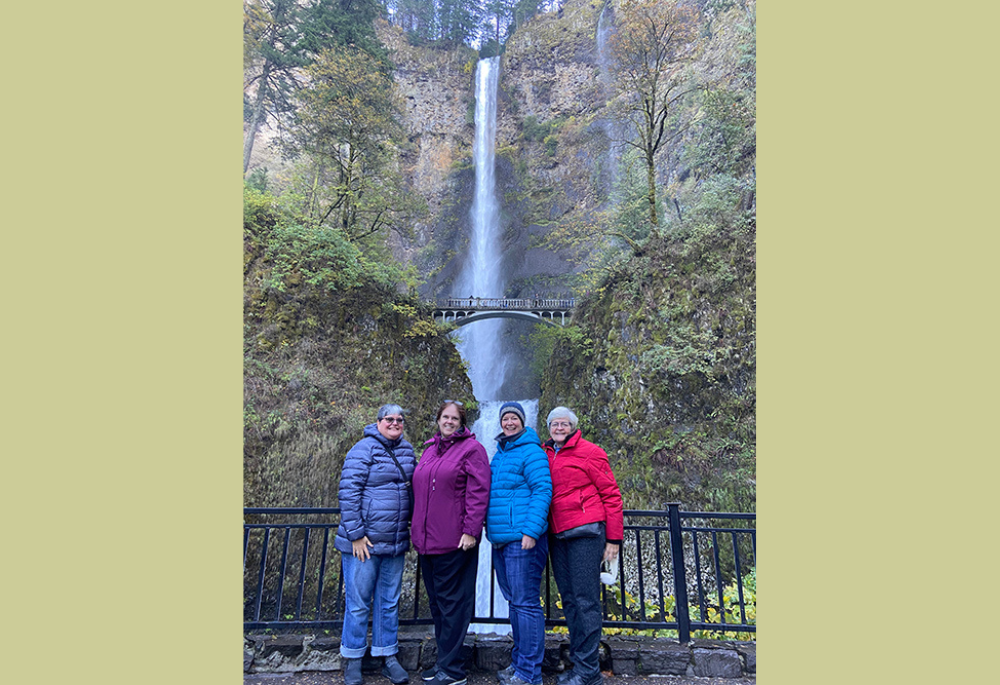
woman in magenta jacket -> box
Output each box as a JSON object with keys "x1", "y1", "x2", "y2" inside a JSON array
[
  {"x1": 412, "y1": 400, "x2": 491, "y2": 685},
  {"x1": 543, "y1": 406, "x2": 624, "y2": 685}
]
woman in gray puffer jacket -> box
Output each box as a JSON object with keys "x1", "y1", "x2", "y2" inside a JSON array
[{"x1": 334, "y1": 404, "x2": 416, "y2": 685}]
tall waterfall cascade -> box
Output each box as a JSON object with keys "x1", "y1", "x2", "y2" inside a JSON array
[
  {"x1": 455, "y1": 57, "x2": 507, "y2": 402},
  {"x1": 449, "y1": 58, "x2": 540, "y2": 635},
  {"x1": 596, "y1": 3, "x2": 622, "y2": 194}
]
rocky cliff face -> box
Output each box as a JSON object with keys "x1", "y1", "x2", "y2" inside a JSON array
[
  {"x1": 386, "y1": 1, "x2": 613, "y2": 300},
  {"x1": 378, "y1": 21, "x2": 477, "y2": 290}
]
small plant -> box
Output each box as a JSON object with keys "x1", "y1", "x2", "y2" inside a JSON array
[{"x1": 602, "y1": 567, "x2": 755, "y2": 641}]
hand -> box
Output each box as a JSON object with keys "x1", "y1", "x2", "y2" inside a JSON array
[
  {"x1": 602, "y1": 542, "x2": 619, "y2": 563},
  {"x1": 458, "y1": 534, "x2": 477, "y2": 551},
  {"x1": 353, "y1": 536, "x2": 373, "y2": 562},
  {"x1": 521, "y1": 535, "x2": 536, "y2": 550}
]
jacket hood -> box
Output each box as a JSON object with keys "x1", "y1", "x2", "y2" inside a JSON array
[
  {"x1": 364, "y1": 422, "x2": 404, "y2": 449},
  {"x1": 497, "y1": 425, "x2": 542, "y2": 450}
]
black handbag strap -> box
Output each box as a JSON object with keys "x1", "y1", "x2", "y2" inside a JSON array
[{"x1": 386, "y1": 446, "x2": 411, "y2": 486}]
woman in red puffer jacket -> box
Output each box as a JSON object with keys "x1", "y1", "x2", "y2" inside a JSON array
[{"x1": 543, "y1": 406, "x2": 623, "y2": 685}]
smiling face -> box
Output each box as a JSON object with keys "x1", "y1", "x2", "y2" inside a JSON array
[
  {"x1": 548, "y1": 418, "x2": 574, "y2": 446},
  {"x1": 377, "y1": 414, "x2": 405, "y2": 440},
  {"x1": 501, "y1": 412, "x2": 524, "y2": 437},
  {"x1": 438, "y1": 403, "x2": 462, "y2": 438}
]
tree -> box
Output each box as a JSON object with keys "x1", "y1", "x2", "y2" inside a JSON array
[
  {"x1": 244, "y1": 0, "x2": 389, "y2": 174},
  {"x1": 437, "y1": 0, "x2": 481, "y2": 46},
  {"x1": 299, "y1": 0, "x2": 388, "y2": 64},
  {"x1": 244, "y1": 0, "x2": 307, "y2": 174},
  {"x1": 286, "y1": 46, "x2": 418, "y2": 243},
  {"x1": 610, "y1": 0, "x2": 702, "y2": 229}
]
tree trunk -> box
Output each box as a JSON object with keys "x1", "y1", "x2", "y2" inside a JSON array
[
  {"x1": 645, "y1": 146, "x2": 659, "y2": 228},
  {"x1": 243, "y1": 62, "x2": 272, "y2": 174}
]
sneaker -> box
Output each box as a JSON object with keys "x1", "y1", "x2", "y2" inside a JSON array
[
  {"x1": 429, "y1": 672, "x2": 467, "y2": 685},
  {"x1": 506, "y1": 676, "x2": 532, "y2": 685},
  {"x1": 497, "y1": 665, "x2": 515, "y2": 684},
  {"x1": 382, "y1": 656, "x2": 409, "y2": 685},
  {"x1": 421, "y1": 668, "x2": 438, "y2": 682}
]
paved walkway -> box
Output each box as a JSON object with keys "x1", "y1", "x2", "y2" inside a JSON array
[{"x1": 244, "y1": 671, "x2": 755, "y2": 685}]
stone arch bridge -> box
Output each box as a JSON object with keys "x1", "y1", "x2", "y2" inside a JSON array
[{"x1": 431, "y1": 297, "x2": 575, "y2": 327}]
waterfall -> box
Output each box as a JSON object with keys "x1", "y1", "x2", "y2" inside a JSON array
[
  {"x1": 596, "y1": 2, "x2": 621, "y2": 194},
  {"x1": 455, "y1": 57, "x2": 507, "y2": 401},
  {"x1": 450, "y1": 57, "x2": 540, "y2": 635}
]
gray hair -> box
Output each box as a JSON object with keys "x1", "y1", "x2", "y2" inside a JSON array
[
  {"x1": 377, "y1": 404, "x2": 405, "y2": 421},
  {"x1": 546, "y1": 406, "x2": 579, "y2": 431}
]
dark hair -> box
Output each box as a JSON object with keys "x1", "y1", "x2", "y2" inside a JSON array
[
  {"x1": 378, "y1": 404, "x2": 405, "y2": 421},
  {"x1": 436, "y1": 400, "x2": 467, "y2": 427}
]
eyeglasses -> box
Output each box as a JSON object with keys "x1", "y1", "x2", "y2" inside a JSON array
[
  {"x1": 443, "y1": 399, "x2": 464, "y2": 407},
  {"x1": 549, "y1": 421, "x2": 573, "y2": 429},
  {"x1": 382, "y1": 416, "x2": 405, "y2": 425}
]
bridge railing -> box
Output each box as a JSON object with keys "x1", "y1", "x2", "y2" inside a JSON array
[
  {"x1": 433, "y1": 297, "x2": 575, "y2": 310},
  {"x1": 244, "y1": 503, "x2": 755, "y2": 641}
]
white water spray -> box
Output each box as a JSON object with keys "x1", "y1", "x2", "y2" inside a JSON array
[
  {"x1": 450, "y1": 57, "x2": 544, "y2": 635},
  {"x1": 455, "y1": 57, "x2": 507, "y2": 401}
]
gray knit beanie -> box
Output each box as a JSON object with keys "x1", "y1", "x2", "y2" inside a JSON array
[{"x1": 499, "y1": 401, "x2": 526, "y2": 425}]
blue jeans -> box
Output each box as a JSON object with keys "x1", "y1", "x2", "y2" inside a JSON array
[
  {"x1": 493, "y1": 534, "x2": 549, "y2": 684},
  {"x1": 340, "y1": 551, "x2": 406, "y2": 658}
]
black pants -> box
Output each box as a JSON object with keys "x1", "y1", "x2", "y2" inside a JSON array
[
  {"x1": 549, "y1": 532, "x2": 606, "y2": 682},
  {"x1": 420, "y1": 548, "x2": 479, "y2": 678}
]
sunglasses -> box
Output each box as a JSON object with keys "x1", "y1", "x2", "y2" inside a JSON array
[
  {"x1": 443, "y1": 399, "x2": 464, "y2": 407},
  {"x1": 381, "y1": 417, "x2": 405, "y2": 425}
]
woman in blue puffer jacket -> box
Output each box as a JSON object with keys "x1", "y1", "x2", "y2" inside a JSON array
[
  {"x1": 334, "y1": 404, "x2": 416, "y2": 685},
  {"x1": 485, "y1": 402, "x2": 552, "y2": 685}
]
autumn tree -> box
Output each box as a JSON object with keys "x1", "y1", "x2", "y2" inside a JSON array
[
  {"x1": 286, "y1": 46, "x2": 419, "y2": 243},
  {"x1": 243, "y1": 0, "x2": 388, "y2": 174},
  {"x1": 610, "y1": 0, "x2": 702, "y2": 229}
]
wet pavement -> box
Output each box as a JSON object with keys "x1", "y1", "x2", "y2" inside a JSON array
[{"x1": 244, "y1": 671, "x2": 755, "y2": 685}]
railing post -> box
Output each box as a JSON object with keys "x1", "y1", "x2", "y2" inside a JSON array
[{"x1": 667, "y1": 502, "x2": 691, "y2": 643}]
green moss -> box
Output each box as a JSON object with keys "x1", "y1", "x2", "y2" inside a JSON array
[{"x1": 537, "y1": 223, "x2": 755, "y2": 512}]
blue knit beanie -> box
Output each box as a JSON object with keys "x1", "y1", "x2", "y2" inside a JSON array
[{"x1": 499, "y1": 401, "x2": 526, "y2": 425}]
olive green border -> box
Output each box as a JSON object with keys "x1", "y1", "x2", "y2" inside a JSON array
[
  {"x1": 9, "y1": 1, "x2": 995, "y2": 683},
  {"x1": 7, "y1": 2, "x2": 241, "y2": 683},
  {"x1": 761, "y1": 1, "x2": 997, "y2": 683}
]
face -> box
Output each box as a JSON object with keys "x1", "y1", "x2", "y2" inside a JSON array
[
  {"x1": 549, "y1": 418, "x2": 574, "y2": 445},
  {"x1": 377, "y1": 414, "x2": 405, "y2": 440},
  {"x1": 438, "y1": 404, "x2": 462, "y2": 438},
  {"x1": 501, "y1": 412, "x2": 523, "y2": 437}
]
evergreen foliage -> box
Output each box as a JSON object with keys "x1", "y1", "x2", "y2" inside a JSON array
[
  {"x1": 243, "y1": 182, "x2": 473, "y2": 507},
  {"x1": 283, "y1": 45, "x2": 424, "y2": 243},
  {"x1": 534, "y1": 0, "x2": 756, "y2": 513},
  {"x1": 242, "y1": 0, "x2": 757, "y2": 515},
  {"x1": 243, "y1": 0, "x2": 390, "y2": 173}
]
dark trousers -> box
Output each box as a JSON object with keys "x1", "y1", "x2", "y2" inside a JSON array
[
  {"x1": 549, "y1": 532, "x2": 606, "y2": 682},
  {"x1": 420, "y1": 548, "x2": 479, "y2": 678}
]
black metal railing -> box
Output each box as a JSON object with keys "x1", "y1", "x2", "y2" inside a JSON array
[{"x1": 244, "y1": 503, "x2": 755, "y2": 641}]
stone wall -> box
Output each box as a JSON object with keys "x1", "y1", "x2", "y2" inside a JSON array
[{"x1": 244, "y1": 629, "x2": 755, "y2": 680}]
